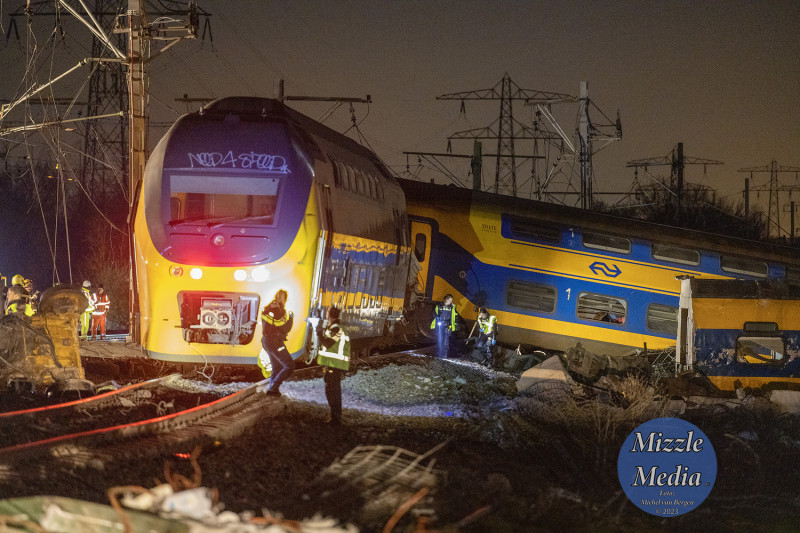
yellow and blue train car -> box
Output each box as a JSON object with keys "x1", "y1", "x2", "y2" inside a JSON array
[
  {"x1": 683, "y1": 278, "x2": 800, "y2": 391},
  {"x1": 400, "y1": 179, "x2": 800, "y2": 356},
  {"x1": 133, "y1": 97, "x2": 410, "y2": 366}
]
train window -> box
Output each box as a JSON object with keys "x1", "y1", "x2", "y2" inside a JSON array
[
  {"x1": 168, "y1": 175, "x2": 279, "y2": 225},
  {"x1": 720, "y1": 256, "x2": 768, "y2": 278},
  {"x1": 507, "y1": 216, "x2": 561, "y2": 244},
  {"x1": 577, "y1": 292, "x2": 627, "y2": 324},
  {"x1": 786, "y1": 267, "x2": 800, "y2": 285},
  {"x1": 414, "y1": 233, "x2": 427, "y2": 262},
  {"x1": 582, "y1": 232, "x2": 631, "y2": 254},
  {"x1": 736, "y1": 336, "x2": 785, "y2": 364},
  {"x1": 646, "y1": 303, "x2": 678, "y2": 335},
  {"x1": 743, "y1": 322, "x2": 779, "y2": 333},
  {"x1": 356, "y1": 170, "x2": 367, "y2": 196},
  {"x1": 170, "y1": 198, "x2": 181, "y2": 219},
  {"x1": 652, "y1": 243, "x2": 700, "y2": 265},
  {"x1": 331, "y1": 159, "x2": 342, "y2": 187},
  {"x1": 506, "y1": 280, "x2": 557, "y2": 313}
]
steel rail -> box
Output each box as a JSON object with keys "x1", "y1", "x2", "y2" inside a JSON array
[
  {"x1": 0, "y1": 379, "x2": 272, "y2": 464},
  {"x1": 0, "y1": 374, "x2": 181, "y2": 421}
]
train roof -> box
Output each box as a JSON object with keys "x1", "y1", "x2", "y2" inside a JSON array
[
  {"x1": 398, "y1": 178, "x2": 800, "y2": 268},
  {"x1": 200, "y1": 97, "x2": 392, "y2": 177},
  {"x1": 689, "y1": 278, "x2": 800, "y2": 299}
]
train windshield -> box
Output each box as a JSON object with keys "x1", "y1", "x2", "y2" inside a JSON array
[{"x1": 168, "y1": 174, "x2": 279, "y2": 226}]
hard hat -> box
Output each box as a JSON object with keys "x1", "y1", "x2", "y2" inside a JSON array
[
  {"x1": 83, "y1": 280, "x2": 91, "y2": 288},
  {"x1": 12, "y1": 274, "x2": 24, "y2": 286}
]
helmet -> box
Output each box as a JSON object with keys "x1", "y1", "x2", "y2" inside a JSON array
[
  {"x1": 82, "y1": 280, "x2": 91, "y2": 288},
  {"x1": 12, "y1": 274, "x2": 24, "y2": 286}
]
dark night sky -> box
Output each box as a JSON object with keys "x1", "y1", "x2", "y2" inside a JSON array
[
  {"x1": 142, "y1": 0, "x2": 800, "y2": 210},
  {"x1": 1, "y1": 1, "x2": 799, "y2": 284}
]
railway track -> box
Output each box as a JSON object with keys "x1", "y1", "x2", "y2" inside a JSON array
[
  {"x1": 0, "y1": 345, "x2": 435, "y2": 483},
  {"x1": 0, "y1": 377, "x2": 283, "y2": 482}
]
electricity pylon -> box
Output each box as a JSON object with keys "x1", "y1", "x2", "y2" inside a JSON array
[
  {"x1": 437, "y1": 73, "x2": 575, "y2": 197},
  {"x1": 626, "y1": 143, "x2": 723, "y2": 222},
  {"x1": 739, "y1": 160, "x2": 800, "y2": 238}
]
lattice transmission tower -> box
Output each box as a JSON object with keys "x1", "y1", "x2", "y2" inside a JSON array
[
  {"x1": 739, "y1": 160, "x2": 800, "y2": 238},
  {"x1": 83, "y1": 0, "x2": 129, "y2": 204},
  {"x1": 437, "y1": 73, "x2": 575, "y2": 197}
]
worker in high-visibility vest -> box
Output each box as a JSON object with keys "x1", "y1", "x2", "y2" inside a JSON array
[
  {"x1": 80, "y1": 280, "x2": 95, "y2": 340},
  {"x1": 430, "y1": 294, "x2": 458, "y2": 359},
  {"x1": 5, "y1": 274, "x2": 34, "y2": 317},
  {"x1": 316, "y1": 306, "x2": 350, "y2": 426},
  {"x1": 5, "y1": 287, "x2": 33, "y2": 317},
  {"x1": 475, "y1": 307, "x2": 498, "y2": 367},
  {"x1": 260, "y1": 289, "x2": 294, "y2": 396},
  {"x1": 90, "y1": 284, "x2": 110, "y2": 340}
]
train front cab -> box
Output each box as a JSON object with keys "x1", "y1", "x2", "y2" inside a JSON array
[{"x1": 681, "y1": 278, "x2": 800, "y2": 391}]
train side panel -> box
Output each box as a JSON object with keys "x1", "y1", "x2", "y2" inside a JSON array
[
  {"x1": 689, "y1": 279, "x2": 800, "y2": 391},
  {"x1": 400, "y1": 179, "x2": 800, "y2": 356}
]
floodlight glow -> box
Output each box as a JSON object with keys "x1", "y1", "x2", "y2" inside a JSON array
[{"x1": 251, "y1": 267, "x2": 270, "y2": 282}]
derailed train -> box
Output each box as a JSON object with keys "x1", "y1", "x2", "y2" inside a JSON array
[{"x1": 133, "y1": 96, "x2": 800, "y2": 371}]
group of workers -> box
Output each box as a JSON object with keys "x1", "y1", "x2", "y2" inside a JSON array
[
  {"x1": 258, "y1": 289, "x2": 350, "y2": 426},
  {"x1": 258, "y1": 289, "x2": 499, "y2": 427},
  {"x1": 431, "y1": 293, "x2": 498, "y2": 366},
  {"x1": 1, "y1": 275, "x2": 111, "y2": 341},
  {"x1": 80, "y1": 280, "x2": 111, "y2": 340}
]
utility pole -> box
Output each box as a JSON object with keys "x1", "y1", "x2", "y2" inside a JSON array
[
  {"x1": 437, "y1": 73, "x2": 575, "y2": 197},
  {"x1": 738, "y1": 160, "x2": 800, "y2": 239},
  {"x1": 112, "y1": 0, "x2": 201, "y2": 341},
  {"x1": 626, "y1": 143, "x2": 723, "y2": 222}
]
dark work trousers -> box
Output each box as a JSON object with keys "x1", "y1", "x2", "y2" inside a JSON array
[
  {"x1": 264, "y1": 339, "x2": 294, "y2": 392},
  {"x1": 436, "y1": 324, "x2": 451, "y2": 359},
  {"x1": 323, "y1": 367, "x2": 344, "y2": 423},
  {"x1": 476, "y1": 334, "x2": 493, "y2": 365}
]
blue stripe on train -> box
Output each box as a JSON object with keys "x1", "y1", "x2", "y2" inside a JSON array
[{"x1": 424, "y1": 225, "x2": 679, "y2": 340}]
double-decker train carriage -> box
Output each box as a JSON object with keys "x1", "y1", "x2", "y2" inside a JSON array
[
  {"x1": 133, "y1": 97, "x2": 410, "y2": 366},
  {"x1": 678, "y1": 278, "x2": 800, "y2": 391},
  {"x1": 400, "y1": 179, "x2": 800, "y2": 356}
]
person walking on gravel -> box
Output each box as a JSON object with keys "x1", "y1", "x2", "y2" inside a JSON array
[{"x1": 260, "y1": 289, "x2": 294, "y2": 396}]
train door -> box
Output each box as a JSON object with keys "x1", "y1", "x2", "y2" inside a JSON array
[{"x1": 410, "y1": 220, "x2": 433, "y2": 299}]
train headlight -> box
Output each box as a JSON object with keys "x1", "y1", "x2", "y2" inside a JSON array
[
  {"x1": 217, "y1": 312, "x2": 231, "y2": 327},
  {"x1": 170, "y1": 265, "x2": 184, "y2": 277},
  {"x1": 190, "y1": 268, "x2": 203, "y2": 280},
  {"x1": 233, "y1": 269, "x2": 247, "y2": 282},
  {"x1": 211, "y1": 234, "x2": 225, "y2": 247},
  {"x1": 251, "y1": 266, "x2": 270, "y2": 282}
]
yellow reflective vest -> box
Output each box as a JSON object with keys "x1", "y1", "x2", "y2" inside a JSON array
[
  {"x1": 317, "y1": 321, "x2": 351, "y2": 371},
  {"x1": 477, "y1": 314, "x2": 497, "y2": 336},
  {"x1": 6, "y1": 299, "x2": 34, "y2": 317},
  {"x1": 430, "y1": 303, "x2": 457, "y2": 331},
  {"x1": 82, "y1": 287, "x2": 96, "y2": 313}
]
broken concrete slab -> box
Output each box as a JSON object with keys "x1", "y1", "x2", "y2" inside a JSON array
[
  {"x1": 516, "y1": 355, "x2": 569, "y2": 392},
  {"x1": 768, "y1": 389, "x2": 800, "y2": 414}
]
